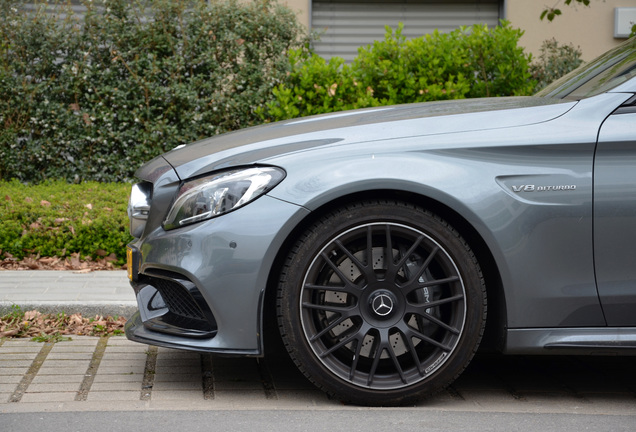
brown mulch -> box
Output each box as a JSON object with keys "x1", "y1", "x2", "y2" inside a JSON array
[
  {"x1": 0, "y1": 252, "x2": 125, "y2": 272},
  {"x1": 0, "y1": 309, "x2": 126, "y2": 339}
]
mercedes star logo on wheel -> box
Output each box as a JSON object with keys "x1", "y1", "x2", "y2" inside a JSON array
[{"x1": 372, "y1": 293, "x2": 394, "y2": 316}]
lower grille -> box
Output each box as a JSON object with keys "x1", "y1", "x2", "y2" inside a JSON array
[
  {"x1": 154, "y1": 278, "x2": 206, "y2": 321},
  {"x1": 136, "y1": 272, "x2": 217, "y2": 338}
]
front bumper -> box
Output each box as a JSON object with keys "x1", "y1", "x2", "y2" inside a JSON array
[{"x1": 125, "y1": 194, "x2": 309, "y2": 355}]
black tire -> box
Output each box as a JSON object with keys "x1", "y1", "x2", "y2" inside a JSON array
[{"x1": 277, "y1": 200, "x2": 486, "y2": 406}]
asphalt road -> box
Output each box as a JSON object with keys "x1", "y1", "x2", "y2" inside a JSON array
[
  {"x1": 2, "y1": 409, "x2": 636, "y2": 432},
  {"x1": 1, "y1": 336, "x2": 635, "y2": 431}
]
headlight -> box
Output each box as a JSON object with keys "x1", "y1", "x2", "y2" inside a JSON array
[{"x1": 163, "y1": 166, "x2": 285, "y2": 230}]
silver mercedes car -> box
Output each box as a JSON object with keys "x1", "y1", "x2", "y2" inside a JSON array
[{"x1": 125, "y1": 38, "x2": 636, "y2": 406}]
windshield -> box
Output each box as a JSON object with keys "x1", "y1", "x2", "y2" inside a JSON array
[{"x1": 536, "y1": 37, "x2": 636, "y2": 100}]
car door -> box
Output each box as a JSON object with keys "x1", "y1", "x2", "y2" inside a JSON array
[{"x1": 594, "y1": 94, "x2": 636, "y2": 326}]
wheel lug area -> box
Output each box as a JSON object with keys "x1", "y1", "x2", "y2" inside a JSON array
[
  {"x1": 368, "y1": 290, "x2": 398, "y2": 318},
  {"x1": 359, "y1": 285, "x2": 404, "y2": 327}
]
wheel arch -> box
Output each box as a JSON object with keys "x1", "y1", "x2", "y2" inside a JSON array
[{"x1": 261, "y1": 188, "x2": 507, "y2": 355}]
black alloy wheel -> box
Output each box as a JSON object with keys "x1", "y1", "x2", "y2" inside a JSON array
[{"x1": 277, "y1": 200, "x2": 486, "y2": 406}]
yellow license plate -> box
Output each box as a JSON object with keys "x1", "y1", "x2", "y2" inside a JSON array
[{"x1": 126, "y1": 246, "x2": 134, "y2": 281}]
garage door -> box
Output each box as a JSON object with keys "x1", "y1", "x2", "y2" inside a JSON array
[{"x1": 312, "y1": 0, "x2": 502, "y2": 62}]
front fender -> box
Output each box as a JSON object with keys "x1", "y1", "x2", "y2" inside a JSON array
[{"x1": 267, "y1": 123, "x2": 604, "y2": 329}]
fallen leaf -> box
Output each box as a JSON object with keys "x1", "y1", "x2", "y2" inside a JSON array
[
  {"x1": 23, "y1": 258, "x2": 40, "y2": 270},
  {"x1": 24, "y1": 310, "x2": 42, "y2": 320},
  {"x1": 0, "y1": 329, "x2": 19, "y2": 338},
  {"x1": 73, "y1": 268, "x2": 93, "y2": 274}
]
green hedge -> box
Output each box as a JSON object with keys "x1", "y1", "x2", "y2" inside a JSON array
[
  {"x1": 2, "y1": 1, "x2": 538, "y2": 182},
  {"x1": 260, "y1": 22, "x2": 536, "y2": 121},
  {"x1": 0, "y1": 180, "x2": 131, "y2": 264},
  {"x1": 0, "y1": 0, "x2": 306, "y2": 183}
]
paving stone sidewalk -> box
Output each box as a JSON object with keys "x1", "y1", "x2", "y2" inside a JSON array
[
  {"x1": 2, "y1": 336, "x2": 636, "y2": 414},
  {"x1": 0, "y1": 336, "x2": 329, "y2": 413}
]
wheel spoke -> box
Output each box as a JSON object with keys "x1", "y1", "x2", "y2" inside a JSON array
[
  {"x1": 403, "y1": 326, "x2": 453, "y2": 352},
  {"x1": 302, "y1": 302, "x2": 355, "y2": 315},
  {"x1": 366, "y1": 333, "x2": 383, "y2": 386},
  {"x1": 334, "y1": 239, "x2": 374, "y2": 282},
  {"x1": 308, "y1": 314, "x2": 351, "y2": 342},
  {"x1": 401, "y1": 329, "x2": 425, "y2": 376},
  {"x1": 415, "y1": 293, "x2": 464, "y2": 309},
  {"x1": 320, "y1": 251, "x2": 360, "y2": 290},
  {"x1": 304, "y1": 282, "x2": 359, "y2": 297},
  {"x1": 348, "y1": 337, "x2": 364, "y2": 381},
  {"x1": 365, "y1": 225, "x2": 373, "y2": 273},
  {"x1": 384, "y1": 224, "x2": 394, "y2": 274},
  {"x1": 406, "y1": 304, "x2": 461, "y2": 335},
  {"x1": 319, "y1": 326, "x2": 363, "y2": 358},
  {"x1": 386, "y1": 336, "x2": 407, "y2": 384},
  {"x1": 385, "y1": 230, "x2": 426, "y2": 282},
  {"x1": 405, "y1": 245, "x2": 440, "y2": 285},
  {"x1": 402, "y1": 275, "x2": 460, "y2": 296},
  {"x1": 393, "y1": 235, "x2": 425, "y2": 280}
]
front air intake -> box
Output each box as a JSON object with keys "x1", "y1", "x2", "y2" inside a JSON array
[{"x1": 137, "y1": 272, "x2": 217, "y2": 338}]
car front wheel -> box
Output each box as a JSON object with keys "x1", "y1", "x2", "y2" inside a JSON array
[{"x1": 277, "y1": 200, "x2": 486, "y2": 406}]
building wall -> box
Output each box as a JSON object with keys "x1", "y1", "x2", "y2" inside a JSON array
[
  {"x1": 283, "y1": 0, "x2": 310, "y2": 28},
  {"x1": 504, "y1": 0, "x2": 636, "y2": 61},
  {"x1": 283, "y1": 0, "x2": 635, "y2": 62}
]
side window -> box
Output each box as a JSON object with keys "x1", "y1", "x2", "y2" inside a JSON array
[{"x1": 537, "y1": 39, "x2": 636, "y2": 100}]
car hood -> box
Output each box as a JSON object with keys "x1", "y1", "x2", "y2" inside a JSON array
[{"x1": 145, "y1": 96, "x2": 575, "y2": 181}]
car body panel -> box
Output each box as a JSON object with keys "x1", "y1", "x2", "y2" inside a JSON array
[
  {"x1": 261, "y1": 92, "x2": 631, "y2": 329},
  {"x1": 161, "y1": 97, "x2": 576, "y2": 180},
  {"x1": 505, "y1": 327, "x2": 636, "y2": 355},
  {"x1": 594, "y1": 111, "x2": 636, "y2": 326},
  {"x1": 127, "y1": 195, "x2": 309, "y2": 352},
  {"x1": 611, "y1": 79, "x2": 636, "y2": 93}
]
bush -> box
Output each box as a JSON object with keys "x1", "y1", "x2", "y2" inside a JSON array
[
  {"x1": 260, "y1": 48, "x2": 381, "y2": 120},
  {"x1": 530, "y1": 38, "x2": 583, "y2": 91},
  {"x1": 261, "y1": 21, "x2": 535, "y2": 121},
  {"x1": 0, "y1": 180, "x2": 131, "y2": 264},
  {"x1": 460, "y1": 22, "x2": 535, "y2": 98},
  {"x1": 0, "y1": 0, "x2": 306, "y2": 183},
  {"x1": 352, "y1": 26, "x2": 471, "y2": 105}
]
